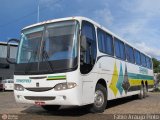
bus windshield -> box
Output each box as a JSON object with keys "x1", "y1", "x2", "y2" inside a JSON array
[{"x1": 16, "y1": 20, "x2": 79, "y2": 75}]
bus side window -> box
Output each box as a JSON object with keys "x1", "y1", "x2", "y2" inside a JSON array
[
  {"x1": 134, "y1": 49, "x2": 141, "y2": 65},
  {"x1": 126, "y1": 45, "x2": 135, "y2": 63},
  {"x1": 149, "y1": 58, "x2": 152, "y2": 69},
  {"x1": 114, "y1": 38, "x2": 126, "y2": 60},
  {"x1": 140, "y1": 53, "x2": 147, "y2": 67},
  {"x1": 114, "y1": 39, "x2": 121, "y2": 58},
  {"x1": 80, "y1": 21, "x2": 97, "y2": 74},
  {"x1": 97, "y1": 28, "x2": 114, "y2": 56},
  {"x1": 146, "y1": 57, "x2": 150, "y2": 68}
]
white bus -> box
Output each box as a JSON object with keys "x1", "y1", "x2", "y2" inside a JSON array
[{"x1": 6, "y1": 16, "x2": 154, "y2": 113}]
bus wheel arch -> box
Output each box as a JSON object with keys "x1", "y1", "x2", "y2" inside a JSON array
[
  {"x1": 97, "y1": 79, "x2": 107, "y2": 90},
  {"x1": 142, "y1": 80, "x2": 147, "y2": 97},
  {"x1": 138, "y1": 81, "x2": 144, "y2": 99},
  {"x1": 139, "y1": 80, "x2": 147, "y2": 99},
  {"x1": 145, "y1": 81, "x2": 148, "y2": 92},
  {"x1": 96, "y1": 78, "x2": 108, "y2": 99},
  {"x1": 145, "y1": 81, "x2": 148, "y2": 97},
  {"x1": 88, "y1": 79, "x2": 108, "y2": 113},
  {"x1": 96, "y1": 79, "x2": 108, "y2": 98}
]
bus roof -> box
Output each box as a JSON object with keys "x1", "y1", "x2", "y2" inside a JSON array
[{"x1": 22, "y1": 16, "x2": 151, "y2": 58}]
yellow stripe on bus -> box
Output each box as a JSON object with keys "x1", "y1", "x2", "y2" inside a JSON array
[{"x1": 129, "y1": 79, "x2": 154, "y2": 86}]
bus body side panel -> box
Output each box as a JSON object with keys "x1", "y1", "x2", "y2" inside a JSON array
[
  {"x1": 96, "y1": 55, "x2": 116, "y2": 100},
  {"x1": 81, "y1": 71, "x2": 98, "y2": 105},
  {"x1": 126, "y1": 61, "x2": 154, "y2": 94},
  {"x1": 95, "y1": 55, "x2": 154, "y2": 101}
]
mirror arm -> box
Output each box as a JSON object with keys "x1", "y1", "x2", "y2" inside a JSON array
[{"x1": 6, "y1": 38, "x2": 20, "y2": 64}]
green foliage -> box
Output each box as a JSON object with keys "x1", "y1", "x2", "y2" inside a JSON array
[
  {"x1": 152, "y1": 58, "x2": 160, "y2": 73},
  {"x1": 157, "y1": 74, "x2": 160, "y2": 81}
]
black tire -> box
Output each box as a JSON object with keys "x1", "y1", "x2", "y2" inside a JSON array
[
  {"x1": 42, "y1": 105, "x2": 61, "y2": 111},
  {"x1": 89, "y1": 84, "x2": 107, "y2": 113},
  {"x1": 138, "y1": 84, "x2": 144, "y2": 99}
]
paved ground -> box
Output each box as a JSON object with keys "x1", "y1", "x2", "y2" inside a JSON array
[{"x1": 0, "y1": 91, "x2": 160, "y2": 120}]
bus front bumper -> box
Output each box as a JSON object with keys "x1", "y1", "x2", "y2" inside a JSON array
[{"x1": 14, "y1": 87, "x2": 82, "y2": 106}]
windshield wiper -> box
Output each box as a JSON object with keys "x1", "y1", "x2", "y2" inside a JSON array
[
  {"x1": 42, "y1": 49, "x2": 54, "y2": 72},
  {"x1": 23, "y1": 45, "x2": 39, "y2": 73}
]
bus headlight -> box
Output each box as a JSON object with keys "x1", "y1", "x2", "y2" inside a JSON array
[
  {"x1": 54, "y1": 82, "x2": 77, "y2": 91},
  {"x1": 14, "y1": 84, "x2": 24, "y2": 91}
]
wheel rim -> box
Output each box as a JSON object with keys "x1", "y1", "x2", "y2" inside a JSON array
[{"x1": 94, "y1": 90, "x2": 104, "y2": 108}]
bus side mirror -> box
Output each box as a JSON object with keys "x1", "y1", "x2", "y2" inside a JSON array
[
  {"x1": 6, "y1": 39, "x2": 20, "y2": 64},
  {"x1": 81, "y1": 35, "x2": 87, "y2": 51}
]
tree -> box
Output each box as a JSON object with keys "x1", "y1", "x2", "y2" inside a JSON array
[
  {"x1": 152, "y1": 58, "x2": 160, "y2": 73},
  {"x1": 155, "y1": 74, "x2": 160, "y2": 90},
  {"x1": 157, "y1": 74, "x2": 160, "y2": 81}
]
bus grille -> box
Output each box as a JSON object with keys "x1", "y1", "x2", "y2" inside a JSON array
[
  {"x1": 24, "y1": 96, "x2": 55, "y2": 101},
  {"x1": 25, "y1": 87, "x2": 53, "y2": 92}
]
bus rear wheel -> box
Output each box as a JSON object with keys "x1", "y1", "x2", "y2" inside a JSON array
[
  {"x1": 42, "y1": 105, "x2": 61, "y2": 111},
  {"x1": 89, "y1": 84, "x2": 107, "y2": 113},
  {"x1": 143, "y1": 84, "x2": 148, "y2": 97},
  {"x1": 138, "y1": 84, "x2": 145, "y2": 99}
]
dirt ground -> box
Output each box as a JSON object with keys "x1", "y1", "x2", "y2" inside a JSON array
[{"x1": 0, "y1": 92, "x2": 160, "y2": 120}]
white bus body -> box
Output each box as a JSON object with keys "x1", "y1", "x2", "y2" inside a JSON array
[{"x1": 8, "y1": 17, "x2": 153, "y2": 113}]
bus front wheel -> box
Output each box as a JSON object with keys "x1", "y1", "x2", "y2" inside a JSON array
[
  {"x1": 89, "y1": 84, "x2": 107, "y2": 113},
  {"x1": 42, "y1": 105, "x2": 61, "y2": 111}
]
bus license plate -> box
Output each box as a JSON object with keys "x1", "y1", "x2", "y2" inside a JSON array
[{"x1": 35, "y1": 101, "x2": 45, "y2": 106}]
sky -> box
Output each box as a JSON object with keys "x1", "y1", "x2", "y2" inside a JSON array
[{"x1": 0, "y1": 0, "x2": 160, "y2": 60}]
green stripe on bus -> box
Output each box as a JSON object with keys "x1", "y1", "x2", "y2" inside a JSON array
[
  {"x1": 128, "y1": 73, "x2": 153, "y2": 80},
  {"x1": 47, "y1": 78, "x2": 65, "y2": 80},
  {"x1": 47, "y1": 75, "x2": 66, "y2": 80}
]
